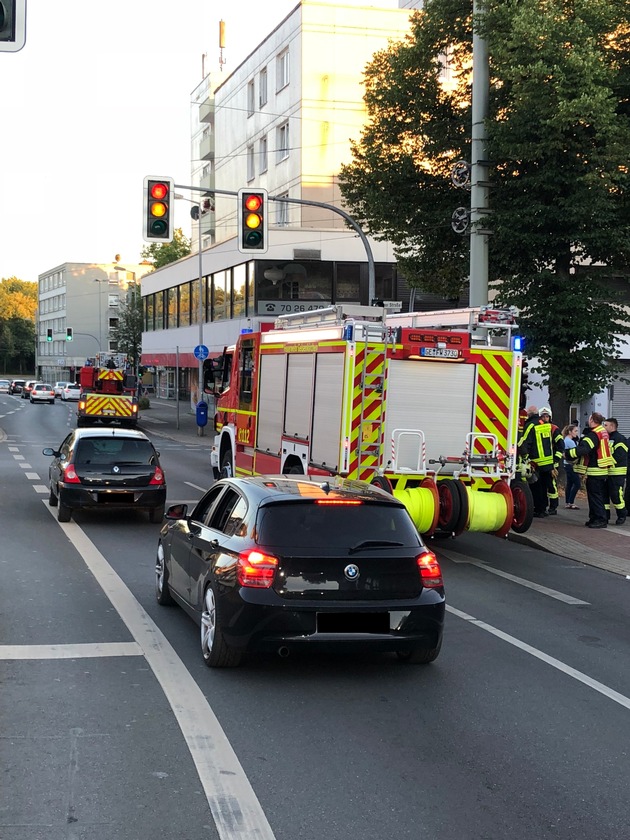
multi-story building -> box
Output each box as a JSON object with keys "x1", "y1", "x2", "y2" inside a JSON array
[
  {"x1": 36, "y1": 261, "x2": 152, "y2": 384},
  {"x1": 141, "y1": 0, "x2": 421, "y2": 396}
]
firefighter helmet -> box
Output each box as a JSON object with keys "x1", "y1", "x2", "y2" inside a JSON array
[{"x1": 539, "y1": 406, "x2": 552, "y2": 417}]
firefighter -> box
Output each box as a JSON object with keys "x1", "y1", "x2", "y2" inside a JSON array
[
  {"x1": 565, "y1": 412, "x2": 615, "y2": 528},
  {"x1": 603, "y1": 417, "x2": 628, "y2": 525},
  {"x1": 519, "y1": 406, "x2": 564, "y2": 517}
]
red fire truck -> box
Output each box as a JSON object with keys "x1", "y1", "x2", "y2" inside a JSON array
[
  {"x1": 77, "y1": 353, "x2": 139, "y2": 428},
  {"x1": 208, "y1": 305, "x2": 533, "y2": 538}
]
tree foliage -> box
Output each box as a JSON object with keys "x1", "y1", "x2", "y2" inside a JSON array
[
  {"x1": 140, "y1": 228, "x2": 191, "y2": 269},
  {"x1": 0, "y1": 277, "x2": 37, "y2": 373},
  {"x1": 339, "y1": 0, "x2": 630, "y2": 421},
  {"x1": 110, "y1": 285, "x2": 143, "y2": 373}
]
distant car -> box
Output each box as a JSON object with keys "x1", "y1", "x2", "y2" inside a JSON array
[
  {"x1": 21, "y1": 380, "x2": 38, "y2": 399},
  {"x1": 60, "y1": 383, "x2": 81, "y2": 401},
  {"x1": 30, "y1": 383, "x2": 56, "y2": 404},
  {"x1": 0, "y1": 379, "x2": 10, "y2": 393},
  {"x1": 9, "y1": 379, "x2": 26, "y2": 395},
  {"x1": 43, "y1": 427, "x2": 166, "y2": 524},
  {"x1": 53, "y1": 381, "x2": 70, "y2": 398},
  {"x1": 156, "y1": 475, "x2": 445, "y2": 668}
]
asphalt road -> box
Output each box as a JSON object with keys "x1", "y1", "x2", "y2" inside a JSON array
[{"x1": 1, "y1": 394, "x2": 630, "y2": 840}]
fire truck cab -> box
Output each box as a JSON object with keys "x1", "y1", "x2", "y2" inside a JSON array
[
  {"x1": 209, "y1": 305, "x2": 534, "y2": 538},
  {"x1": 77, "y1": 353, "x2": 139, "y2": 428}
]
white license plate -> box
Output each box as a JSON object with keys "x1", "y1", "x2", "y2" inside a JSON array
[{"x1": 420, "y1": 347, "x2": 459, "y2": 359}]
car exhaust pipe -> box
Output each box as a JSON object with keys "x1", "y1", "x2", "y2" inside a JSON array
[{"x1": 277, "y1": 646, "x2": 290, "y2": 658}]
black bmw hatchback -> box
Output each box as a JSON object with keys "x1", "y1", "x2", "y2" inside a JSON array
[{"x1": 156, "y1": 476, "x2": 445, "y2": 667}]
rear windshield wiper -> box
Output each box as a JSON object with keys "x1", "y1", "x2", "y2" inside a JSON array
[{"x1": 349, "y1": 540, "x2": 405, "y2": 554}]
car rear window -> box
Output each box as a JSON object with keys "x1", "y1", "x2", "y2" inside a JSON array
[
  {"x1": 256, "y1": 501, "x2": 421, "y2": 549},
  {"x1": 75, "y1": 438, "x2": 158, "y2": 465}
]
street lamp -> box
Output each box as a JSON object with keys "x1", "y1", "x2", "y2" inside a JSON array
[
  {"x1": 93, "y1": 277, "x2": 109, "y2": 353},
  {"x1": 175, "y1": 193, "x2": 206, "y2": 436}
]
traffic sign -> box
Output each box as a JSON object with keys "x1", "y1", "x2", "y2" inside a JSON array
[{"x1": 194, "y1": 344, "x2": 209, "y2": 360}]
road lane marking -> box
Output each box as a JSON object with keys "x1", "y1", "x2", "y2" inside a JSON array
[
  {"x1": 185, "y1": 481, "x2": 207, "y2": 492},
  {"x1": 41, "y1": 501, "x2": 276, "y2": 840},
  {"x1": 438, "y1": 546, "x2": 589, "y2": 605},
  {"x1": 33, "y1": 485, "x2": 48, "y2": 493},
  {"x1": 25, "y1": 472, "x2": 40, "y2": 479},
  {"x1": 447, "y1": 604, "x2": 630, "y2": 712},
  {"x1": 19, "y1": 463, "x2": 32, "y2": 469},
  {"x1": 0, "y1": 642, "x2": 142, "y2": 660},
  {"x1": 13, "y1": 454, "x2": 24, "y2": 460}
]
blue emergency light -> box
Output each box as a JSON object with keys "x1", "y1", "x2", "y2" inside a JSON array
[{"x1": 512, "y1": 335, "x2": 524, "y2": 351}]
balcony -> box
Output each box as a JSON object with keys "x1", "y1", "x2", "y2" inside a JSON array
[
  {"x1": 198, "y1": 96, "x2": 214, "y2": 123},
  {"x1": 199, "y1": 132, "x2": 214, "y2": 161}
]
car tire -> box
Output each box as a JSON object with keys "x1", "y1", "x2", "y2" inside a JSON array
[
  {"x1": 49, "y1": 400, "x2": 54, "y2": 405},
  {"x1": 57, "y1": 500, "x2": 72, "y2": 522},
  {"x1": 201, "y1": 585, "x2": 243, "y2": 668},
  {"x1": 155, "y1": 542, "x2": 174, "y2": 606},
  {"x1": 48, "y1": 483, "x2": 58, "y2": 507},
  {"x1": 29, "y1": 397, "x2": 34, "y2": 403},
  {"x1": 397, "y1": 637, "x2": 442, "y2": 665},
  {"x1": 149, "y1": 505, "x2": 165, "y2": 524},
  {"x1": 220, "y1": 451, "x2": 233, "y2": 479}
]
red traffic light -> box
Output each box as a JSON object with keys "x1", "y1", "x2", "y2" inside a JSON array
[
  {"x1": 244, "y1": 193, "x2": 262, "y2": 212},
  {"x1": 150, "y1": 182, "x2": 168, "y2": 201}
]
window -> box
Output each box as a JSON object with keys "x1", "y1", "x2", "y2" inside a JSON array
[
  {"x1": 247, "y1": 79, "x2": 255, "y2": 116},
  {"x1": 247, "y1": 144, "x2": 255, "y2": 182},
  {"x1": 233, "y1": 264, "x2": 246, "y2": 318},
  {"x1": 277, "y1": 192, "x2": 289, "y2": 226},
  {"x1": 277, "y1": 122, "x2": 289, "y2": 163},
  {"x1": 259, "y1": 67, "x2": 268, "y2": 107},
  {"x1": 335, "y1": 264, "x2": 361, "y2": 301},
  {"x1": 276, "y1": 49, "x2": 289, "y2": 91},
  {"x1": 207, "y1": 489, "x2": 245, "y2": 535},
  {"x1": 259, "y1": 135, "x2": 268, "y2": 174},
  {"x1": 192, "y1": 485, "x2": 226, "y2": 525},
  {"x1": 212, "y1": 270, "x2": 228, "y2": 321},
  {"x1": 178, "y1": 283, "x2": 191, "y2": 327}
]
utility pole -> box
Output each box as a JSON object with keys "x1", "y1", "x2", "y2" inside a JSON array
[{"x1": 469, "y1": 0, "x2": 490, "y2": 307}]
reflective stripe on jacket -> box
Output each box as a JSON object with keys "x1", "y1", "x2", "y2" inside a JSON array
[
  {"x1": 609, "y1": 430, "x2": 629, "y2": 477},
  {"x1": 566, "y1": 425, "x2": 614, "y2": 476}
]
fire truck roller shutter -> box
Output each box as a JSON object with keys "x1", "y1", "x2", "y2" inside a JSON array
[
  {"x1": 385, "y1": 360, "x2": 476, "y2": 473},
  {"x1": 311, "y1": 353, "x2": 345, "y2": 470},
  {"x1": 284, "y1": 353, "x2": 315, "y2": 440},
  {"x1": 257, "y1": 355, "x2": 286, "y2": 453}
]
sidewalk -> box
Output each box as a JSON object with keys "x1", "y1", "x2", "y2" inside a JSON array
[{"x1": 138, "y1": 399, "x2": 630, "y2": 578}]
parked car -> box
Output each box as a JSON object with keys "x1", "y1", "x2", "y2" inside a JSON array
[
  {"x1": 60, "y1": 383, "x2": 81, "y2": 401},
  {"x1": 155, "y1": 475, "x2": 445, "y2": 668},
  {"x1": 30, "y1": 383, "x2": 56, "y2": 404},
  {"x1": 53, "y1": 381, "x2": 70, "y2": 398},
  {"x1": 43, "y1": 427, "x2": 166, "y2": 523},
  {"x1": 21, "y1": 380, "x2": 38, "y2": 399},
  {"x1": 9, "y1": 379, "x2": 26, "y2": 395},
  {"x1": 0, "y1": 379, "x2": 10, "y2": 393}
]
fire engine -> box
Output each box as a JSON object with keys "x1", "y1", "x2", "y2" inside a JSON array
[
  {"x1": 208, "y1": 305, "x2": 534, "y2": 538},
  {"x1": 77, "y1": 353, "x2": 139, "y2": 428}
]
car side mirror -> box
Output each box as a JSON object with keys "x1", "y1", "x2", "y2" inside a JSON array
[
  {"x1": 165, "y1": 503, "x2": 188, "y2": 520},
  {"x1": 42, "y1": 447, "x2": 59, "y2": 457}
]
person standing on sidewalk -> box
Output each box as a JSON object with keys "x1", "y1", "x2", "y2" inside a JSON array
[
  {"x1": 604, "y1": 417, "x2": 628, "y2": 525},
  {"x1": 520, "y1": 406, "x2": 564, "y2": 517},
  {"x1": 561, "y1": 424, "x2": 582, "y2": 509},
  {"x1": 565, "y1": 412, "x2": 615, "y2": 528}
]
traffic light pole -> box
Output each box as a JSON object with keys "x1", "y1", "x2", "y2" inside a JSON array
[{"x1": 174, "y1": 184, "x2": 376, "y2": 303}]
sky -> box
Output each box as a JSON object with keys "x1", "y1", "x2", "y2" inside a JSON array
[{"x1": 0, "y1": 0, "x2": 297, "y2": 283}]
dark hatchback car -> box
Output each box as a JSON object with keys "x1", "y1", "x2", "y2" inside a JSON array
[
  {"x1": 43, "y1": 428, "x2": 166, "y2": 523},
  {"x1": 156, "y1": 476, "x2": 445, "y2": 668},
  {"x1": 9, "y1": 379, "x2": 26, "y2": 395}
]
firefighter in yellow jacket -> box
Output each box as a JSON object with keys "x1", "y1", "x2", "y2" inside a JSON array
[
  {"x1": 518, "y1": 406, "x2": 564, "y2": 517},
  {"x1": 565, "y1": 412, "x2": 615, "y2": 528},
  {"x1": 604, "y1": 417, "x2": 628, "y2": 526}
]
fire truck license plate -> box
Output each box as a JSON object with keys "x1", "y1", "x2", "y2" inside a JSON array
[{"x1": 420, "y1": 347, "x2": 458, "y2": 359}]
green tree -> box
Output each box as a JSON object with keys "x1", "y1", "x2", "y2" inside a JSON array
[
  {"x1": 110, "y1": 285, "x2": 143, "y2": 374},
  {"x1": 339, "y1": 0, "x2": 630, "y2": 422},
  {"x1": 140, "y1": 227, "x2": 191, "y2": 269},
  {"x1": 0, "y1": 277, "x2": 37, "y2": 373}
]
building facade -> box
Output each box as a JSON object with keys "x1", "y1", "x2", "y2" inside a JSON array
[{"x1": 37, "y1": 261, "x2": 152, "y2": 384}]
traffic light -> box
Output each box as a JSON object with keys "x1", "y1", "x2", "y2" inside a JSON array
[
  {"x1": 66, "y1": 327, "x2": 73, "y2": 341},
  {"x1": 237, "y1": 188, "x2": 268, "y2": 254},
  {"x1": 143, "y1": 176, "x2": 174, "y2": 242},
  {"x1": 0, "y1": 0, "x2": 26, "y2": 53},
  {"x1": 46, "y1": 327, "x2": 53, "y2": 342}
]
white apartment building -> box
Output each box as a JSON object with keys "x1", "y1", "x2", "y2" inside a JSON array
[{"x1": 37, "y1": 261, "x2": 152, "y2": 384}]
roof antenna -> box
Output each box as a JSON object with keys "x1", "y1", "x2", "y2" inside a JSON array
[{"x1": 319, "y1": 481, "x2": 331, "y2": 494}]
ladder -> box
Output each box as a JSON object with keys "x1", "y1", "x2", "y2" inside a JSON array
[{"x1": 355, "y1": 322, "x2": 395, "y2": 479}]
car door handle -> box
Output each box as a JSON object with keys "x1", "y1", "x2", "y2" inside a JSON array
[{"x1": 210, "y1": 539, "x2": 220, "y2": 549}]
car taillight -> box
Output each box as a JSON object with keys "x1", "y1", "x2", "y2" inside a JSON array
[
  {"x1": 63, "y1": 463, "x2": 81, "y2": 484},
  {"x1": 416, "y1": 550, "x2": 443, "y2": 588},
  {"x1": 237, "y1": 549, "x2": 279, "y2": 588},
  {"x1": 315, "y1": 500, "x2": 362, "y2": 506},
  {"x1": 149, "y1": 466, "x2": 165, "y2": 485}
]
